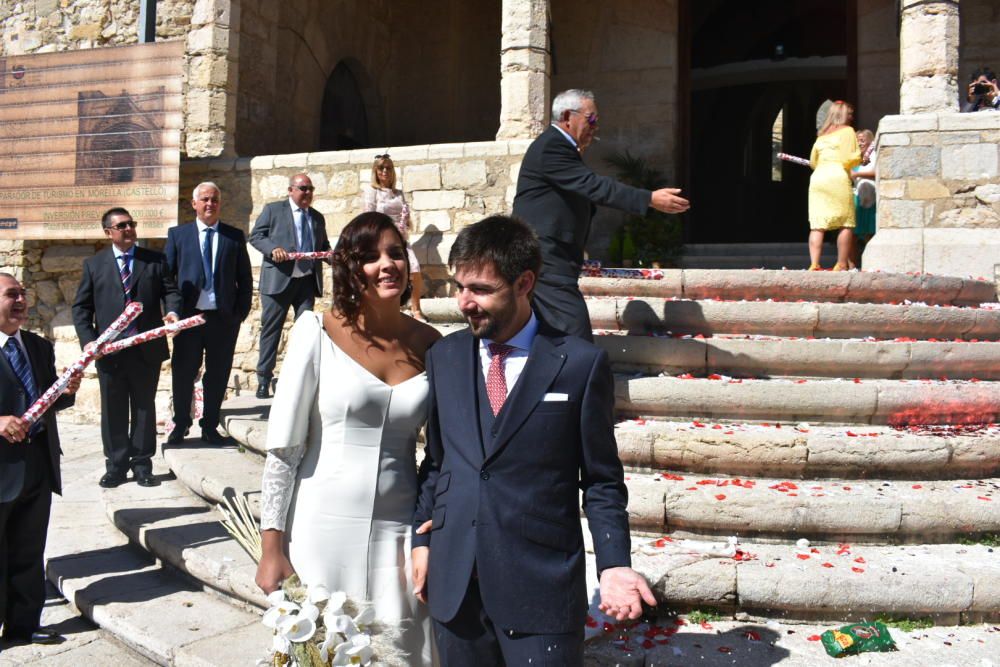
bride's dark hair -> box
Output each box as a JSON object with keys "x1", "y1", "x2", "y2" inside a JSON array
[{"x1": 330, "y1": 211, "x2": 412, "y2": 326}]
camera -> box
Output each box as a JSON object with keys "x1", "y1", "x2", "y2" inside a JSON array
[{"x1": 973, "y1": 82, "x2": 990, "y2": 95}]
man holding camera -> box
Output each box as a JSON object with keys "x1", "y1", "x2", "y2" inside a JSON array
[{"x1": 961, "y1": 68, "x2": 1000, "y2": 112}]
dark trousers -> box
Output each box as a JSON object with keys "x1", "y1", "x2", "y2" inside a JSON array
[
  {"x1": 256, "y1": 277, "x2": 316, "y2": 380},
  {"x1": 171, "y1": 310, "x2": 240, "y2": 432},
  {"x1": 433, "y1": 576, "x2": 584, "y2": 667},
  {"x1": 532, "y1": 273, "x2": 593, "y2": 342},
  {"x1": 98, "y1": 348, "x2": 160, "y2": 475},
  {"x1": 0, "y1": 436, "x2": 53, "y2": 640}
]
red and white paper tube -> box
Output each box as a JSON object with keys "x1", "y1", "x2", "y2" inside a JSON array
[
  {"x1": 21, "y1": 301, "x2": 143, "y2": 425},
  {"x1": 99, "y1": 314, "x2": 206, "y2": 356},
  {"x1": 285, "y1": 250, "x2": 333, "y2": 261},
  {"x1": 777, "y1": 152, "x2": 811, "y2": 167}
]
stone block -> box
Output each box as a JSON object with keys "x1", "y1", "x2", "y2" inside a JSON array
[
  {"x1": 41, "y1": 245, "x2": 95, "y2": 273},
  {"x1": 411, "y1": 190, "x2": 465, "y2": 211},
  {"x1": 257, "y1": 175, "x2": 288, "y2": 201},
  {"x1": 623, "y1": 478, "x2": 664, "y2": 531},
  {"x1": 877, "y1": 133, "x2": 911, "y2": 146},
  {"x1": 941, "y1": 143, "x2": 998, "y2": 180},
  {"x1": 414, "y1": 210, "x2": 451, "y2": 233},
  {"x1": 935, "y1": 206, "x2": 1000, "y2": 228},
  {"x1": 876, "y1": 113, "x2": 939, "y2": 133},
  {"x1": 386, "y1": 145, "x2": 429, "y2": 161},
  {"x1": 186, "y1": 24, "x2": 228, "y2": 52},
  {"x1": 69, "y1": 23, "x2": 102, "y2": 41},
  {"x1": 879, "y1": 179, "x2": 906, "y2": 199},
  {"x1": 427, "y1": 143, "x2": 465, "y2": 159},
  {"x1": 862, "y1": 228, "x2": 924, "y2": 274},
  {"x1": 307, "y1": 151, "x2": 349, "y2": 166},
  {"x1": 402, "y1": 164, "x2": 441, "y2": 192},
  {"x1": 36, "y1": 279, "x2": 62, "y2": 305},
  {"x1": 248, "y1": 155, "x2": 273, "y2": 171},
  {"x1": 938, "y1": 112, "x2": 1000, "y2": 131},
  {"x1": 880, "y1": 145, "x2": 940, "y2": 179},
  {"x1": 412, "y1": 232, "x2": 457, "y2": 266},
  {"x1": 348, "y1": 148, "x2": 385, "y2": 165},
  {"x1": 325, "y1": 170, "x2": 359, "y2": 197},
  {"x1": 975, "y1": 183, "x2": 1000, "y2": 204},
  {"x1": 907, "y1": 179, "x2": 950, "y2": 199},
  {"x1": 272, "y1": 153, "x2": 308, "y2": 169},
  {"x1": 879, "y1": 199, "x2": 927, "y2": 228},
  {"x1": 442, "y1": 160, "x2": 487, "y2": 189},
  {"x1": 464, "y1": 141, "x2": 509, "y2": 157},
  {"x1": 923, "y1": 227, "x2": 1000, "y2": 280}
]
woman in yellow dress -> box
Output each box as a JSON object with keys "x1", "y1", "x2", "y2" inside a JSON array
[{"x1": 808, "y1": 101, "x2": 861, "y2": 271}]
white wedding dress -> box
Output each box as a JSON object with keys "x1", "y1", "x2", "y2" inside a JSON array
[{"x1": 260, "y1": 312, "x2": 433, "y2": 665}]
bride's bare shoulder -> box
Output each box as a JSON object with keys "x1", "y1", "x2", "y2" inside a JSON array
[{"x1": 404, "y1": 317, "x2": 442, "y2": 358}]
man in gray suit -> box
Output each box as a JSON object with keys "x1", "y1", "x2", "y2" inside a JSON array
[{"x1": 249, "y1": 173, "x2": 330, "y2": 398}]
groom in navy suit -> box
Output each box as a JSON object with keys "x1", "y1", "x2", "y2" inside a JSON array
[
  {"x1": 412, "y1": 216, "x2": 654, "y2": 665},
  {"x1": 165, "y1": 182, "x2": 252, "y2": 444}
]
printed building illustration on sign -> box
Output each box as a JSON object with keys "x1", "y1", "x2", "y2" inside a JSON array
[{"x1": 76, "y1": 89, "x2": 166, "y2": 186}]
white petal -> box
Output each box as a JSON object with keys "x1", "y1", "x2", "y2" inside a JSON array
[
  {"x1": 308, "y1": 584, "x2": 331, "y2": 603},
  {"x1": 279, "y1": 615, "x2": 317, "y2": 642},
  {"x1": 299, "y1": 602, "x2": 320, "y2": 623},
  {"x1": 330, "y1": 614, "x2": 358, "y2": 636},
  {"x1": 353, "y1": 606, "x2": 375, "y2": 627},
  {"x1": 262, "y1": 607, "x2": 283, "y2": 629},
  {"x1": 271, "y1": 633, "x2": 291, "y2": 654},
  {"x1": 327, "y1": 591, "x2": 347, "y2": 613},
  {"x1": 266, "y1": 590, "x2": 287, "y2": 606}
]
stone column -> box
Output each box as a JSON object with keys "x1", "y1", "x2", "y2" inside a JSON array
[
  {"x1": 496, "y1": 0, "x2": 550, "y2": 140},
  {"x1": 184, "y1": 0, "x2": 239, "y2": 157},
  {"x1": 898, "y1": 0, "x2": 960, "y2": 114}
]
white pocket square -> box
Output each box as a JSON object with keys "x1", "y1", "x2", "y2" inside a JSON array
[{"x1": 542, "y1": 392, "x2": 569, "y2": 402}]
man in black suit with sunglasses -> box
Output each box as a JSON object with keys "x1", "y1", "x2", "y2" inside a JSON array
[
  {"x1": 249, "y1": 173, "x2": 330, "y2": 398},
  {"x1": 73, "y1": 208, "x2": 181, "y2": 488},
  {"x1": 512, "y1": 89, "x2": 690, "y2": 341}
]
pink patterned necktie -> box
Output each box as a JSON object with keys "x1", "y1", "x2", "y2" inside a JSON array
[{"x1": 486, "y1": 343, "x2": 514, "y2": 416}]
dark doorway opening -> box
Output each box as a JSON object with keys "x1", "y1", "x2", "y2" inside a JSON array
[
  {"x1": 319, "y1": 61, "x2": 370, "y2": 151},
  {"x1": 683, "y1": 0, "x2": 853, "y2": 244}
]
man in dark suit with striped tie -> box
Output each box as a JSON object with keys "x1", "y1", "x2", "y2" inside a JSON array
[
  {"x1": 164, "y1": 182, "x2": 253, "y2": 445},
  {"x1": 73, "y1": 208, "x2": 181, "y2": 488},
  {"x1": 0, "y1": 272, "x2": 80, "y2": 645}
]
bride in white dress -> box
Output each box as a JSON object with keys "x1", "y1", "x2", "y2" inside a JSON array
[{"x1": 256, "y1": 212, "x2": 440, "y2": 665}]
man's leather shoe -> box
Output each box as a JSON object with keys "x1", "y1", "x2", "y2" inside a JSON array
[
  {"x1": 165, "y1": 427, "x2": 187, "y2": 445},
  {"x1": 99, "y1": 472, "x2": 126, "y2": 488},
  {"x1": 256, "y1": 382, "x2": 270, "y2": 399},
  {"x1": 134, "y1": 470, "x2": 160, "y2": 487},
  {"x1": 4, "y1": 628, "x2": 65, "y2": 645},
  {"x1": 201, "y1": 428, "x2": 229, "y2": 444}
]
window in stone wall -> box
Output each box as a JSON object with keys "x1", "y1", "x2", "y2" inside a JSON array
[{"x1": 319, "y1": 61, "x2": 370, "y2": 151}]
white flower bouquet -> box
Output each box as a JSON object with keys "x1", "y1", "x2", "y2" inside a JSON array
[{"x1": 260, "y1": 575, "x2": 402, "y2": 666}]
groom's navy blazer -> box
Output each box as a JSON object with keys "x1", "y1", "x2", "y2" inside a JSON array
[{"x1": 413, "y1": 324, "x2": 631, "y2": 634}]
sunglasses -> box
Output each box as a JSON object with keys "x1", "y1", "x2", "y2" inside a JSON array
[
  {"x1": 1, "y1": 289, "x2": 27, "y2": 300},
  {"x1": 569, "y1": 110, "x2": 599, "y2": 127},
  {"x1": 108, "y1": 220, "x2": 137, "y2": 231},
  {"x1": 375, "y1": 154, "x2": 391, "y2": 160},
  {"x1": 292, "y1": 185, "x2": 315, "y2": 193}
]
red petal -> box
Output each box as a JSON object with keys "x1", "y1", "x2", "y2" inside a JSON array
[
  {"x1": 807, "y1": 635, "x2": 821, "y2": 641},
  {"x1": 718, "y1": 646, "x2": 732, "y2": 654},
  {"x1": 715, "y1": 494, "x2": 727, "y2": 501},
  {"x1": 822, "y1": 562, "x2": 834, "y2": 568},
  {"x1": 744, "y1": 631, "x2": 761, "y2": 641},
  {"x1": 852, "y1": 567, "x2": 865, "y2": 573},
  {"x1": 796, "y1": 553, "x2": 810, "y2": 560}
]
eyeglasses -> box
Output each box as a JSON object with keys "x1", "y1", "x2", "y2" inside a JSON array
[
  {"x1": 107, "y1": 220, "x2": 137, "y2": 231},
  {"x1": 569, "y1": 110, "x2": 599, "y2": 127},
  {"x1": 292, "y1": 185, "x2": 315, "y2": 193},
  {"x1": 1, "y1": 289, "x2": 27, "y2": 300}
]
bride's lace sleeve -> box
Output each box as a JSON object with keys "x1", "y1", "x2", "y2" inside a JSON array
[
  {"x1": 259, "y1": 312, "x2": 323, "y2": 532},
  {"x1": 260, "y1": 446, "x2": 304, "y2": 531}
]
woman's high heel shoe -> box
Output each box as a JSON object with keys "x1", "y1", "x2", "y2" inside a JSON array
[{"x1": 808, "y1": 263, "x2": 822, "y2": 271}]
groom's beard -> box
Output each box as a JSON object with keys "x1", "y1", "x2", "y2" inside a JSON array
[
  {"x1": 466, "y1": 312, "x2": 501, "y2": 339},
  {"x1": 464, "y1": 301, "x2": 517, "y2": 340}
]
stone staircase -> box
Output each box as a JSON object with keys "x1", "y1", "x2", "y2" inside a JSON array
[{"x1": 71, "y1": 269, "x2": 1000, "y2": 664}]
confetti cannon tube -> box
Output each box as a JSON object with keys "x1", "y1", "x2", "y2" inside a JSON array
[
  {"x1": 21, "y1": 301, "x2": 144, "y2": 425},
  {"x1": 285, "y1": 250, "x2": 333, "y2": 261},
  {"x1": 98, "y1": 314, "x2": 206, "y2": 355},
  {"x1": 777, "y1": 152, "x2": 811, "y2": 167}
]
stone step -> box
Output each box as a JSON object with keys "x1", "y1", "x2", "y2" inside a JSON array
[
  {"x1": 579, "y1": 269, "x2": 998, "y2": 306},
  {"x1": 46, "y1": 425, "x2": 269, "y2": 667},
  {"x1": 422, "y1": 297, "x2": 1000, "y2": 340},
  {"x1": 631, "y1": 538, "x2": 1000, "y2": 625},
  {"x1": 616, "y1": 375, "x2": 1000, "y2": 425},
  {"x1": 223, "y1": 399, "x2": 1000, "y2": 480},
  {"x1": 597, "y1": 335, "x2": 1000, "y2": 380},
  {"x1": 167, "y1": 434, "x2": 1000, "y2": 544},
  {"x1": 102, "y1": 469, "x2": 268, "y2": 611},
  {"x1": 616, "y1": 419, "x2": 1000, "y2": 479},
  {"x1": 624, "y1": 471, "x2": 999, "y2": 542}
]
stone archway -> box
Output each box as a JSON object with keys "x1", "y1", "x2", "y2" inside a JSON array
[{"x1": 319, "y1": 60, "x2": 376, "y2": 151}]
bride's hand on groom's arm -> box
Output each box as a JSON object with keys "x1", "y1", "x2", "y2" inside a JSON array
[
  {"x1": 598, "y1": 567, "x2": 657, "y2": 621},
  {"x1": 256, "y1": 530, "x2": 295, "y2": 594},
  {"x1": 411, "y1": 546, "x2": 429, "y2": 604}
]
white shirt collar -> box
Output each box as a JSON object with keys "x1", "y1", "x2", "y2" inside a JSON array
[
  {"x1": 551, "y1": 123, "x2": 578, "y2": 149},
  {"x1": 288, "y1": 196, "x2": 307, "y2": 213},
  {"x1": 112, "y1": 244, "x2": 132, "y2": 260},
  {"x1": 482, "y1": 311, "x2": 538, "y2": 354},
  {"x1": 0, "y1": 329, "x2": 24, "y2": 351},
  {"x1": 196, "y1": 218, "x2": 218, "y2": 232}
]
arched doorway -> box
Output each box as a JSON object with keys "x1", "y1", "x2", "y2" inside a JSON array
[
  {"x1": 683, "y1": 0, "x2": 853, "y2": 244},
  {"x1": 319, "y1": 61, "x2": 371, "y2": 151}
]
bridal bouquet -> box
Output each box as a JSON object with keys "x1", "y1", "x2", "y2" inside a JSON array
[
  {"x1": 218, "y1": 496, "x2": 402, "y2": 666},
  {"x1": 261, "y1": 575, "x2": 402, "y2": 666}
]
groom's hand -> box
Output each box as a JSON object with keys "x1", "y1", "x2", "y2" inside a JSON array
[
  {"x1": 599, "y1": 567, "x2": 657, "y2": 621},
  {"x1": 412, "y1": 546, "x2": 429, "y2": 604}
]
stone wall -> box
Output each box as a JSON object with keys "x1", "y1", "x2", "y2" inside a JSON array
[
  {"x1": 856, "y1": 0, "x2": 900, "y2": 130},
  {"x1": 865, "y1": 111, "x2": 1000, "y2": 282}
]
